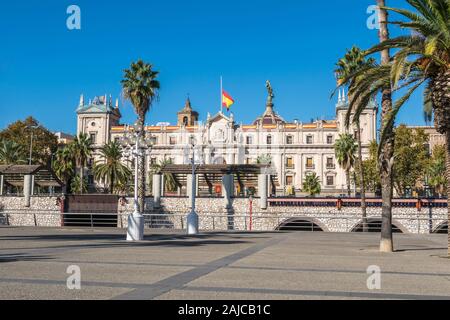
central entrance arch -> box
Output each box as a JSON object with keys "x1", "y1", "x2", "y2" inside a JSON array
[{"x1": 276, "y1": 218, "x2": 326, "y2": 232}]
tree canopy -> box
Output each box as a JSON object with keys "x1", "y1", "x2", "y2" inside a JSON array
[{"x1": 0, "y1": 117, "x2": 58, "y2": 165}]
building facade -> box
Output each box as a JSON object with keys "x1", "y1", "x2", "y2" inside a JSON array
[{"x1": 76, "y1": 86, "x2": 377, "y2": 196}]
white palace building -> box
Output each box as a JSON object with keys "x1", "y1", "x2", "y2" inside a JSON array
[{"x1": 76, "y1": 85, "x2": 377, "y2": 196}]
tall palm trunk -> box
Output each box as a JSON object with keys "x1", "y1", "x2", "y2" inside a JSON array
[
  {"x1": 356, "y1": 121, "x2": 368, "y2": 232},
  {"x1": 377, "y1": 0, "x2": 394, "y2": 252},
  {"x1": 431, "y1": 70, "x2": 450, "y2": 256},
  {"x1": 445, "y1": 131, "x2": 450, "y2": 257},
  {"x1": 138, "y1": 118, "x2": 146, "y2": 214},
  {"x1": 346, "y1": 169, "x2": 351, "y2": 197},
  {"x1": 110, "y1": 171, "x2": 115, "y2": 195},
  {"x1": 79, "y1": 166, "x2": 84, "y2": 194}
]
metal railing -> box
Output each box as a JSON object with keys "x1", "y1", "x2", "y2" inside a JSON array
[{"x1": 0, "y1": 211, "x2": 447, "y2": 233}]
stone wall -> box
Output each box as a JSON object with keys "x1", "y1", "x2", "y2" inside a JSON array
[
  {"x1": 118, "y1": 196, "x2": 447, "y2": 234},
  {"x1": 1, "y1": 195, "x2": 446, "y2": 234},
  {"x1": 0, "y1": 196, "x2": 62, "y2": 227}
]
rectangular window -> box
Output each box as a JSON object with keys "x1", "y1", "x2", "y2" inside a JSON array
[
  {"x1": 150, "y1": 158, "x2": 157, "y2": 165},
  {"x1": 327, "y1": 135, "x2": 333, "y2": 144},
  {"x1": 89, "y1": 132, "x2": 97, "y2": 144},
  {"x1": 285, "y1": 175, "x2": 294, "y2": 186},
  {"x1": 286, "y1": 157, "x2": 294, "y2": 169},
  {"x1": 267, "y1": 135, "x2": 272, "y2": 145},
  {"x1": 306, "y1": 157, "x2": 314, "y2": 169},
  {"x1": 326, "y1": 157, "x2": 335, "y2": 169},
  {"x1": 326, "y1": 176, "x2": 334, "y2": 186},
  {"x1": 169, "y1": 136, "x2": 176, "y2": 145},
  {"x1": 246, "y1": 136, "x2": 253, "y2": 145},
  {"x1": 286, "y1": 135, "x2": 293, "y2": 145},
  {"x1": 306, "y1": 135, "x2": 313, "y2": 144}
]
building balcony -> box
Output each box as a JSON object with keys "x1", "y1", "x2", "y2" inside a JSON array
[
  {"x1": 305, "y1": 164, "x2": 315, "y2": 170},
  {"x1": 326, "y1": 164, "x2": 336, "y2": 169}
]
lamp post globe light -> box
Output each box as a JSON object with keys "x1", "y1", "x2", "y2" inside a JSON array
[
  {"x1": 120, "y1": 124, "x2": 153, "y2": 241},
  {"x1": 187, "y1": 142, "x2": 199, "y2": 235}
]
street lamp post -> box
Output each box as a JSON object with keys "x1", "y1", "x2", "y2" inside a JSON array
[
  {"x1": 120, "y1": 124, "x2": 153, "y2": 241},
  {"x1": 187, "y1": 143, "x2": 199, "y2": 235},
  {"x1": 27, "y1": 125, "x2": 38, "y2": 165}
]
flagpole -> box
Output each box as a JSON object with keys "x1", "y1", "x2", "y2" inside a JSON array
[{"x1": 220, "y1": 76, "x2": 223, "y2": 114}]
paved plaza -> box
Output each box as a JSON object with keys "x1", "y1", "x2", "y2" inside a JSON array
[{"x1": 0, "y1": 226, "x2": 449, "y2": 300}]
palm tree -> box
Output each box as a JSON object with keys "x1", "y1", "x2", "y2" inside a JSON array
[
  {"x1": 339, "y1": 1, "x2": 396, "y2": 252},
  {"x1": 335, "y1": 133, "x2": 357, "y2": 197},
  {"x1": 121, "y1": 60, "x2": 160, "y2": 213},
  {"x1": 363, "y1": 0, "x2": 449, "y2": 254},
  {"x1": 0, "y1": 140, "x2": 26, "y2": 164},
  {"x1": 52, "y1": 145, "x2": 75, "y2": 191},
  {"x1": 303, "y1": 173, "x2": 321, "y2": 197},
  {"x1": 71, "y1": 133, "x2": 92, "y2": 194},
  {"x1": 93, "y1": 141, "x2": 131, "y2": 194},
  {"x1": 148, "y1": 158, "x2": 179, "y2": 193},
  {"x1": 70, "y1": 175, "x2": 88, "y2": 194},
  {"x1": 335, "y1": 46, "x2": 376, "y2": 232}
]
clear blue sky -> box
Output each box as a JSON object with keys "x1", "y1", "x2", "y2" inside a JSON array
[{"x1": 0, "y1": 0, "x2": 425, "y2": 134}]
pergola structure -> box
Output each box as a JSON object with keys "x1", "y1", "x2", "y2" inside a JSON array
[
  {"x1": 0, "y1": 165, "x2": 64, "y2": 201},
  {"x1": 153, "y1": 164, "x2": 277, "y2": 210},
  {"x1": 159, "y1": 164, "x2": 278, "y2": 196}
]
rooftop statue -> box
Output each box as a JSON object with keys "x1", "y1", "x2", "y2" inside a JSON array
[{"x1": 266, "y1": 80, "x2": 274, "y2": 105}]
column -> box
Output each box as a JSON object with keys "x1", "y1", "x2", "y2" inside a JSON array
[
  {"x1": 153, "y1": 174, "x2": 162, "y2": 208},
  {"x1": 187, "y1": 174, "x2": 196, "y2": 209},
  {"x1": 258, "y1": 174, "x2": 268, "y2": 210},
  {"x1": 31, "y1": 175, "x2": 35, "y2": 196},
  {"x1": 160, "y1": 174, "x2": 165, "y2": 197},
  {"x1": 0, "y1": 175, "x2": 3, "y2": 195},
  {"x1": 222, "y1": 174, "x2": 234, "y2": 209},
  {"x1": 23, "y1": 174, "x2": 32, "y2": 207}
]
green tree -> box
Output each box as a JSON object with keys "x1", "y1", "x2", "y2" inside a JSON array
[
  {"x1": 334, "y1": 133, "x2": 357, "y2": 196},
  {"x1": 93, "y1": 141, "x2": 131, "y2": 194},
  {"x1": 122, "y1": 60, "x2": 160, "y2": 213},
  {"x1": 335, "y1": 46, "x2": 376, "y2": 231},
  {"x1": 363, "y1": 0, "x2": 449, "y2": 254},
  {"x1": 70, "y1": 175, "x2": 88, "y2": 194},
  {"x1": 354, "y1": 141, "x2": 381, "y2": 194},
  {"x1": 71, "y1": 133, "x2": 92, "y2": 194},
  {"x1": 256, "y1": 154, "x2": 272, "y2": 165},
  {"x1": 302, "y1": 173, "x2": 321, "y2": 197},
  {"x1": 52, "y1": 144, "x2": 75, "y2": 191},
  {"x1": 0, "y1": 117, "x2": 58, "y2": 165},
  {"x1": 428, "y1": 145, "x2": 447, "y2": 198},
  {"x1": 393, "y1": 126, "x2": 430, "y2": 197},
  {"x1": 0, "y1": 140, "x2": 26, "y2": 165}
]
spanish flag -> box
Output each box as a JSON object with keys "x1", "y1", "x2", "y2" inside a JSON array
[{"x1": 222, "y1": 90, "x2": 235, "y2": 111}]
